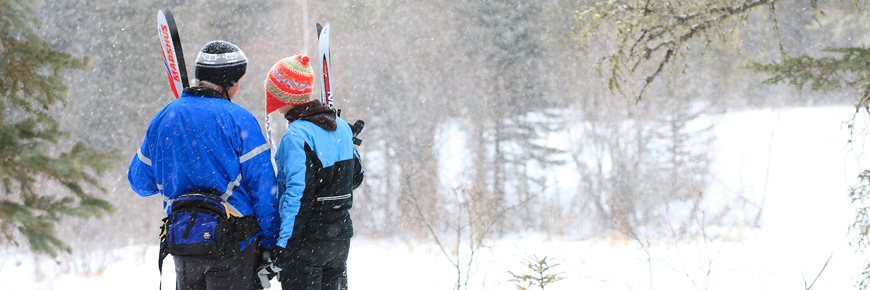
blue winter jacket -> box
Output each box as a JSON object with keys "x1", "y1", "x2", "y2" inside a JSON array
[
  {"x1": 275, "y1": 100, "x2": 363, "y2": 248},
  {"x1": 127, "y1": 88, "x2": 280, "y2": 250}
]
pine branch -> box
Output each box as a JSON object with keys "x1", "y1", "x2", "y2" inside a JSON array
[
  {"x1": 746, "y1": 47, "x2": 870, "y2": 92},
  {"x1": 0, "y1": 0, "x2": 120, "y2": 256}
]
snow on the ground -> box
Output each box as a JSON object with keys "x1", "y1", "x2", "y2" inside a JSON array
[{"x1": 2, "y1": 106, "x2": 867, "y2": 289}]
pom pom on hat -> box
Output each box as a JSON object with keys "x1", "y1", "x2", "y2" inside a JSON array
[{"x1": 265, "y1": 55, "x2": 315, "y2": 114}]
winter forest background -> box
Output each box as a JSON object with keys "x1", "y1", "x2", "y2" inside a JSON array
[{"x1": 4, "y1": 0, "x2": 870, "y2": 289}]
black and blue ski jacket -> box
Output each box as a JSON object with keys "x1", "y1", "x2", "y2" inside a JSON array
[{"x1": 275, "y1": 100, "x2": 364, "y2": 247}]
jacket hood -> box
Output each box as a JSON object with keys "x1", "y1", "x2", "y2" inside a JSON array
[{"x1": 284, "y1": 100, "x2": 337, "y2": 131}]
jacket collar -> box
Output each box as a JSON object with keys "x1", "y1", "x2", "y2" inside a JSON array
[
  {"x1": 183, "y1": 87, "x2": 229, "y2": 101},
  {"x1": 284, "y1": 100, "x2": 337, "y2": 131}
]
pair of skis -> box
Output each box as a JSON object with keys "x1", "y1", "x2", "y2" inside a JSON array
[
  {"x1": 156, "y1": 9, "x2": 361, "y2": 145},
  {"x1": 315, "y1": 23, "x2": 365, "y2": 145},
  {"x1": 156, "y1": 9, "x2": 337, "y2": 109}
]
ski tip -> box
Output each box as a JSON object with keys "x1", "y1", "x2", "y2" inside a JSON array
[
  {"x1": 316, "y1": 23, "x2": 323, "y2": 37},
  {"x1": 161, "y1": 8, "x2": 175, "y2": 22},
  {"x1": 164, "y1": 8, "x2": 177, "y2": 21}
]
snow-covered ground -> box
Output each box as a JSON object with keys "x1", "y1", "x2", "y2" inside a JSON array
[{"x1": 2, "y1": 106, "x2": 867, "y2": 289}]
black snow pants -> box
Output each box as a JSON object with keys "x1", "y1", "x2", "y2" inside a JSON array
[
  {"x1": 279, "y1": 239, "x2": 350, "y2": 290},
  {"x1": 173, "y1": 239, "x2": 261, "y2": 290}
]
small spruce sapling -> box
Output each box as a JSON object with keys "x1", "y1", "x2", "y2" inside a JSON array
[{"x1": 508, "y1": 255, "x2": 565, "y2": 290}]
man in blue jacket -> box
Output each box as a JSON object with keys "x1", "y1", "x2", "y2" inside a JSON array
[
  {"x1": 128, "y1": 40, "x2": 279, "y2": 290},
  {"x1": 262, "y1": 55, "x2": 364, "y2": 290}
]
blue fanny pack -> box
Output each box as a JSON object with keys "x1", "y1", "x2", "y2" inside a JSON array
[
  {"x1": 159, "y1": 190, "x2": 258, "y2": 258},
  {"x1": 156, "y1": 190, "x2": 259, "y2": 289},
  {"x1": 162, "y1": 191, "x2": 234, "y2": 257}
]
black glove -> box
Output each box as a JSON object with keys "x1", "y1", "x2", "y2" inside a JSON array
[
  {"x1": 350, "y1": 120, "x2": 364, "y2": 146},
  {"x1": 271, "y1": 246, "x2": 293, "y2": 268},
  {"x1": 256, "y1": 249, "x2": 281, "y2": 289}
]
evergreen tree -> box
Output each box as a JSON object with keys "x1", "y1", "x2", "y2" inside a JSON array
[
  {"x1": 508, "y1": 255, "x2": 565, "y2": 290},
  {"x1": 460, "y1": 0, "x2": 564, "y2": 230},
  {"x1": 0, "y1": 0, "x2": 120, "y2": 256}
]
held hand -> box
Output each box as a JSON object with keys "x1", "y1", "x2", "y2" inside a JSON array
[
  {"x1": 261, "y1": 248, "x2": 272, "y2": 262},
  {"x1": 271, "y1": 246, "x2": 292, "y2": 269},
  {"x1": 256, "y1": 262, "x2": 281, "y2": 289},
  {"x1": 256, "y1": 249, "x2": 281, "y2": 289}
]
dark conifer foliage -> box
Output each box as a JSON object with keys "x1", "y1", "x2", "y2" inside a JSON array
[{"x1": 0, "y1": 0, "x2": 121, "y2": 256}]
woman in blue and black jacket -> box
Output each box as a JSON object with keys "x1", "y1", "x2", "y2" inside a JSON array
[{"x1": 262, "y1": 55, "x2": 364, "y2": 290}]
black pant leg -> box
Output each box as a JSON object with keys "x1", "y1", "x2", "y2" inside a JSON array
[
  {"x1": 205, "y1": 241, "x2": 260, "y2": 290},
  {"x1": 173, "y1": 241, "x2": 260, "y2": 290},
  {"x1": 174, "y1": 256, "x2": 208, "y2": 290},
  {"x1": 321, "y1": 240, "x2": 350, "y2": 290},
  {"x1": 279, "y1": 239, "x2": 350, "y2": 290},
  {"x1": 280, "y1": 260, "x2": 322, "y2": 290}
]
